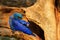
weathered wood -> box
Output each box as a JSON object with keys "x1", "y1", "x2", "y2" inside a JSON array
[
  {"x1": 0, "y1": 0, "x2": 36, "y2": 7},
  {"x1": 56, "y1": 9, "x2": 60, "y2": 40},
  {"x1": 23, "y1": 0, "x2": 57, "y2": 40},
  {"x1": 0, "y1": 28, "x2": 40, "y2": 40},
  {"x1": 0, "y1": 7, "x2": 41, "y2": 40},
  {"x1": 0, "y1": 0, "x2": 60, "y2": 40}
]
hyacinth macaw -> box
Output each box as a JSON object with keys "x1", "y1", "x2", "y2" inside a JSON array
[{"x1": 9, "y1": 12, "x2": 35, "y2": 36}]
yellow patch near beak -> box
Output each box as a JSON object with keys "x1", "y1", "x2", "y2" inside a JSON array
[{"x1": 22, "y1": 16, "x2": 28, "y2": 22}]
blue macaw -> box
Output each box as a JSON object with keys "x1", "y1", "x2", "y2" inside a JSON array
[{"x1": 9, "y1": 12, "x2": 35, "y2": 36}]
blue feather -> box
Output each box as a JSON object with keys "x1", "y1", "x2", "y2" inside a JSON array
[
  {"x1": 13, "y1": 12, "x2": 23, "y2": 19},
  {"x1": 9, "y1": 13, "x2": 35, "y2": 36}
]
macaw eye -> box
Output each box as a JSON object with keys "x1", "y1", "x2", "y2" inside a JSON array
[{"x1": 18, "y1": 16, "x2": 22, "y2": 19}]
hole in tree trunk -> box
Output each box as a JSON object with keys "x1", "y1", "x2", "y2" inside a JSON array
[{"x1": 29, "y1": 21, "x2": 45, "y2": 40}]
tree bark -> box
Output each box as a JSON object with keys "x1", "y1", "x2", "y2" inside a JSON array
[{"x1": 23, "y1": 0, "x2": 57, "y2": 40}]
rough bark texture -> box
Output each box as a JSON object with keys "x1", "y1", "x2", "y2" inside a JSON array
[
  {"x1": 0, "y1": 6, "x2": 41, "y2": 40},
  {"x1": 0, "y1": 0, "x2": 36, "y2": 7},
  {"x1": 56, "y1": 10, "x2": 60, "y2": 40},
  {"x1": 23, "y1": 0, "x2": 56, "y2": 40},
  {"x1": 55, "y1": 0, "x2": 60, "y2": 40},
  {"x1": 0, "y1": 28, "x2": 40, "y2": 40},
  {"x1": 0, "y1": 0, "x2": 60, "y2": 40}
]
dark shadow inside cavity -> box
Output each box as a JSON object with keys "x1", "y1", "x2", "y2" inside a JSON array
[
  {"x1": 55, "y1": 0, "x2": 58, "y2": 7},
  {"x1": 29, "y1": 21, "x2": 45, "y2": 40},
  {"x1": 55, "y1": 0, "x2": 60, "y2": 12}
]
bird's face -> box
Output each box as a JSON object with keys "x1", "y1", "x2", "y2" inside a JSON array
[
  {"x1": 13, "y1": 13, "x2": 23, "y2": 20},
  {"x1": 13, "y1": 12, "x2": 28, "y2": 22}
]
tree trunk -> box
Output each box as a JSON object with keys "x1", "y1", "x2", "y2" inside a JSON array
[{"x1": 23, "y1": 0, "x2": 57, "y2": 40}]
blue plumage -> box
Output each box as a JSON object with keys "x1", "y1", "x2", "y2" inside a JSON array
[
  {"x1": 9, "y1": 12, "x2": 35, "y2": 36},
  {"x1": 13, "y1": 12, "x2": 23, "y2": 19}
]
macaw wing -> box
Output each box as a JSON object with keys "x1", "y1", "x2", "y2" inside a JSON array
[
  {"x1": 17, "y1": 19, "x2": 30, "y2": 27},
  {"x1": 12, "y1": 19, "x2": 34, "y2": 35}
]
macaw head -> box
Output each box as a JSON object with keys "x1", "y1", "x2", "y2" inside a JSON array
[{"x1": 13, "y1": 12, "x2": 23, "y2": 20}]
